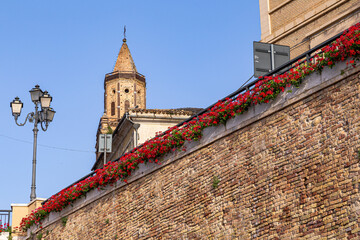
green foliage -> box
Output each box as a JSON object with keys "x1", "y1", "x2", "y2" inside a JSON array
[
  {"x1": 105, "y1": 219, "x2": 109, "y2": 224},
  {"x1": 107, "y1": 126, "x2": 113, "y2": 134},
  {"x1": 7, "y1": 230, "x2": 13, "y2": 240},
  {"x1": 61, "y1": 217, "x2": 68, "y2": 227},
  {"x1": 212, "y1": 175, "x2": 220, "y2": 189},
  {"x1": 37, "y1": 233, "x2": 43, "y2": 240}
]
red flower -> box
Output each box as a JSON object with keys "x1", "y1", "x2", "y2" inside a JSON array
[{"x1": 19, "y1": 22, "x2": 360, "y2": 232}]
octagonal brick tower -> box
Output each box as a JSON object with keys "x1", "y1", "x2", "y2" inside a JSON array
[{"x1": 100, "y1": 37, "x2": 146, "y2": 132}]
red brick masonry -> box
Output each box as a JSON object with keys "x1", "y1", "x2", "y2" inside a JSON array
[{"x1": 31, "y1": 63, "x2": 360, "y2": 239}]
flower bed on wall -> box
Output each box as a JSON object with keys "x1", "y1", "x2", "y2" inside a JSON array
[{"x1": 20, "y1": 23, "x2": 360, "y2": 232}]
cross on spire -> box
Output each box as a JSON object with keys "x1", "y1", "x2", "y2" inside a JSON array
[{"x1": 123, "y1": 25, "x2": 126, "y2": 42}]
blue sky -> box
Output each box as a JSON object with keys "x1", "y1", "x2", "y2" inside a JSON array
[{"x1": 0, "y1": 1, "x2": 260, "y2": 210}]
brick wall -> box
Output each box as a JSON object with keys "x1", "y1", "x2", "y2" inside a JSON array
[
  {"x1": 30, "y1": 63, "x2": 360, "y2": 239},
  {"x1": 260, "y1": 0, "x2": 360, "y2": 58},
  {"x1": 270, "y1": 0, "x2": 324, "y2": 33},
  {"x1": 275, "y1": 0, "x2": 360, "y2": 58}
]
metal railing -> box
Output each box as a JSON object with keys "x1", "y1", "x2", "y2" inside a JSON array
[
  {"x1": 0, "y1": 210, "x2": 11, "y2": 228},
  {"x1": 43, "y1": 24, "x2": 355, "y2": 205}
]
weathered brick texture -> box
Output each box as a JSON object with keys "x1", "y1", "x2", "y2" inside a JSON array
[
  {"x1": 270, "y1": 0, "x2": 324, "y2": 33},
  {"x1": 260, "y1": 0, "x2": 360, "y2": 58},
  {"x1": 33, "y1": 68, "x2": 360, "y2": 239}
]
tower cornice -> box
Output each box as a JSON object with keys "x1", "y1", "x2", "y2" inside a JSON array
[{"x1": 104, "y1": 71, "x2": 146, "y2": 84}]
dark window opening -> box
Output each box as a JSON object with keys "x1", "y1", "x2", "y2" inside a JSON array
[
  {"x1": 125, "y1": 100, "x2": 130, "y2": 112},
  {"x1": 111, "y1": 102, "x2": 115, "y2": 116}
]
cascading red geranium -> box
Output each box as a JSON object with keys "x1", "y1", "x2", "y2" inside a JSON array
[
  {"x1": 0, "y1": 222, "x2": 10, "y2": 233},
  {"x1": 19, "y1": 22, "x2": 360, "y2": 232}
]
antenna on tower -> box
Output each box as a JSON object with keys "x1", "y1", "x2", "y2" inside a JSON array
[{"x1": 123, "y1": 25, "x2": 127, "y2": 42}]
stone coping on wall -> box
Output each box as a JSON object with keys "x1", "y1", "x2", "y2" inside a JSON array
[
  {"x1": 28, "y1": 59, "x2": 360, "y2": 237},
  {"x1": 0, "y1": 232, "x2": 9, "y2": 240}
]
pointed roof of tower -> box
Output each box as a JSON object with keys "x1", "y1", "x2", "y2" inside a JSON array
[{"x1": 113, "y1": 38, "x2": 137, "y2": 72}]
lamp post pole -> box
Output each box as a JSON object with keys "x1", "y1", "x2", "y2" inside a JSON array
[
  {"x1": 30, "y1": 104, "x2": 39, "y2": 201},
  {"x1": 10, "y1": 85, "x2": 55, "y2": 201}
]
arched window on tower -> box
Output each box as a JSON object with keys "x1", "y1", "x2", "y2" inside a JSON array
[
  {"x1": 125, "y1": 100, "x2": 130, "y2": 113},
  {"x1": 111, "y1": 102, "x2": 115, "y2": 116}
]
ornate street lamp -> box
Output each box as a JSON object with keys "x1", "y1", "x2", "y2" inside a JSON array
[{"x1": 10, "y1": 85, "x2": 56, "y2": 201}]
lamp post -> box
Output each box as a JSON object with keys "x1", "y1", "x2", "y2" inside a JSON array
[{"x1": 10, "y1": 85, "x2": 55, "y2": 201}]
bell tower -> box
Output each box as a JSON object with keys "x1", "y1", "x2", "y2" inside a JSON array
[{"x1": 100, "y1": 32, "x2": 146, "y2": 133}]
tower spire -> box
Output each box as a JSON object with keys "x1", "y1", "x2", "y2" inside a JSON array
[{"x1": 113, "y1": 26, "x2": 137, "y2": 72}]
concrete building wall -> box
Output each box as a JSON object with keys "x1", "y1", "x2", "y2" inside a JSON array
[
  {"x1": 11, "y1": 199, "x2": 45, "y2": 239},
  {"x1": 136, "y1": 119, "x2": 181, "y2": 145},
  {"x1": 28, "y1": 62, "x2": 360, "y2": 239},
  {"x1": 128, "y1": 113, "x2": 192, "y2": 146},
  {"x1": 11, "y1": 205, "x2": 27, "y2": 233}
]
